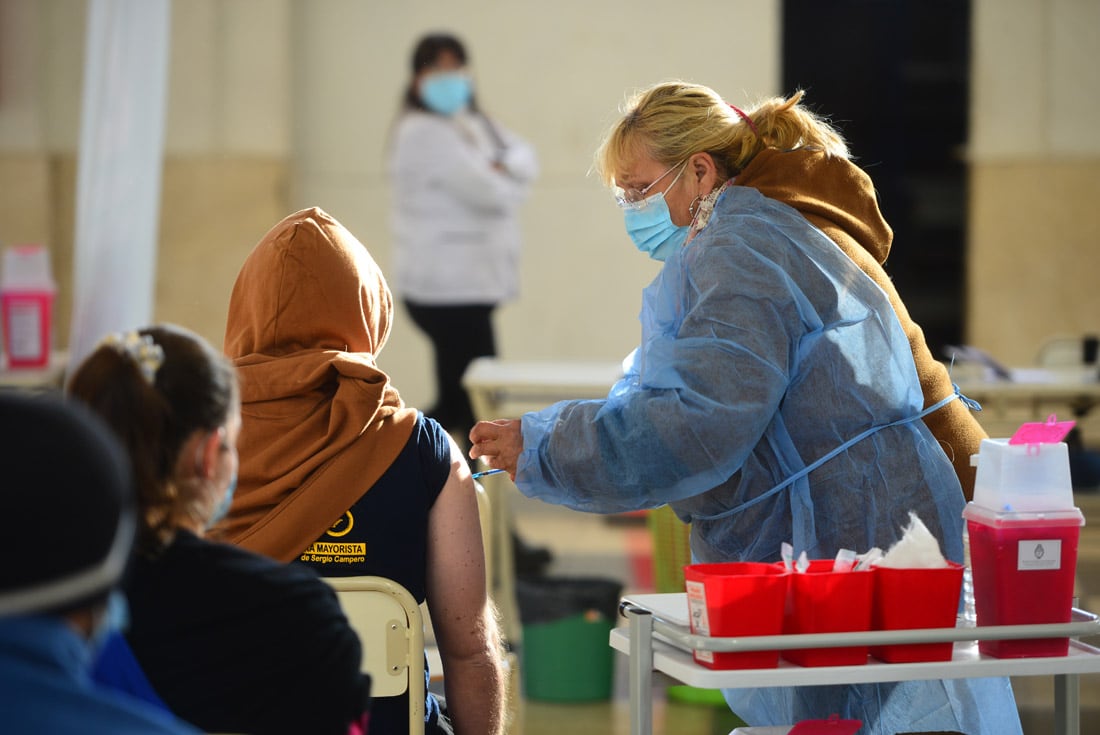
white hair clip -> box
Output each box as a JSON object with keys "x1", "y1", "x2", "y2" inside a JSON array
[{"x1": 101, "y1": 331, "x2": 165, "y2": 384}]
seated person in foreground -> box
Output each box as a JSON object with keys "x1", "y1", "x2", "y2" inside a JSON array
[
  {"x1": 0, "y1": 392, "x2": 200, "y2": 735},
  {"x1": 216, "y1": 206, "x2": 505, "y2": 735},
  {"x1": 69, "y1": 325, "x2": 370, "y2": 735}
]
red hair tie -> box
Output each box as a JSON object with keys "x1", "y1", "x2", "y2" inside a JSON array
[{"x1": 729, "y1": 103, "x2": 759, "y2": 137}]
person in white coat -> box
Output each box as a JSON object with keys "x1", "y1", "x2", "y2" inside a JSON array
[{"x1": 388, "y1": 32, "x2": 539, "y2": 444}]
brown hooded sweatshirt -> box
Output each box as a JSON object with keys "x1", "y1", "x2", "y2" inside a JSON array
[
  {"x1": 218, "y1": 207, "x2": 419, "y2": 561},
  {"x1": 736, "y1": 148, "x2": 984, "y2": 500}
]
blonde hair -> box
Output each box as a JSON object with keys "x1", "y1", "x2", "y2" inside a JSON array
[{"x1": 594, "y1": 81, "x2": 849, "y2": 187}]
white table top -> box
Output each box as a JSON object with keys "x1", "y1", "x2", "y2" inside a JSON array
[
  {"x1": 950, "y1": 363, "x2": 1100, "y2": 400},
  {"x1": 0, "y1": 350, "x2": 67, "y2": 389},
  {"x1": 462, "y1": 357, "x2": 624, "y2": 394},
  {"x1": 955, "y1": 378, "x2": 1100, "y2": 400},
  {"x1": 461, "y1": 357, "x2": 1100, "y2": 410}
]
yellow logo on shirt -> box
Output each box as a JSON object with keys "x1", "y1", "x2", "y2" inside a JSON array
[
  {"x1": 306, "y1": 542, "x2": 366, "y2": 556},
  {"x1": 300, "y1": 540, "x2": 366, "y2": 565},
  {"x1": 326, "y1": 511, "x2": 354, "y2": 537},
  {"x1": 299, "y1": 511, "x2": 365, "y2": 565}
]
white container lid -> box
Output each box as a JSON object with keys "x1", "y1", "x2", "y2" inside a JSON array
[
  {"x1": 970, "y1": 437, "x2": 1074, "y2": 512},
  {"x1": 962, "y1": 501, "x2": 1085, "y2": 528},
  {"x1": 1, "y1": 245, "x2": 56, "y2": 291}
]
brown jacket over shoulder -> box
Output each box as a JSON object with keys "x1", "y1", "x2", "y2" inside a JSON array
[{"x1": 737, "y1": 148, "x2": 984, "y2": 500}]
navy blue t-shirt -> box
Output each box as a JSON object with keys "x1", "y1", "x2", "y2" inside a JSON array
[{"x1": 297, "y1": 413, "x2": 453, "y2": 735}]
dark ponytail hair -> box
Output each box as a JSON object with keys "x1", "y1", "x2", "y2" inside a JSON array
[{"x1": 67, "y1": 323, "x2": 237, "y2": 554}]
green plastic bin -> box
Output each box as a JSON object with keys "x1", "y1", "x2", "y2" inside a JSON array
[{"x1": 517, "y1": 577, "x2": 622, "y2": 702}]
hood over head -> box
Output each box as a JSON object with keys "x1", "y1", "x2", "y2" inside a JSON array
[{"x1": 219, "y1": 207, "x2": 418, "y2": 561}]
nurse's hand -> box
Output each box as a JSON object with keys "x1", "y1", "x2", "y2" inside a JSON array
[{"x1": 469, "y1": 419, "x2": 523, "y2": 481}]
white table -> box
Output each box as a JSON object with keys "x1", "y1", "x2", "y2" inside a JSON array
[
  {"x1": 0, "y1": 350, "x2": 67, "y2": 391},
  {"x1": 461, "y1": 358, "x2": 1100, "y2": 428},
  {"x1": 462, "y1": 357, "x2": 625, "y2": 420},
  {"x1": 952, "y1": 368, "x2": 1100, "y2": 445},
  {"x1": 462, "y1": 357, "x2": 625, "y2": 644},
  {"x1": 954, "y1": 369, "x2": 1100, "y2": 416},
  {"x1": 612, "y1": 593, "x2": 1100, "y2": 735}
]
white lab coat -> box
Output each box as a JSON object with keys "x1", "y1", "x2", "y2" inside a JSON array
[{"x1": 388, "y1": 110, "x2": 538, "y2": 305}]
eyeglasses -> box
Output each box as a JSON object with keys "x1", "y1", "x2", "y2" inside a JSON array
[{"x1": 614, "y1": 160, "x2": 688, "y2": 210}]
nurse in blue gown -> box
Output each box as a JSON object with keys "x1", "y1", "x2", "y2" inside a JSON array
[{"x1": 470, "y1": 81, "x2": 1022, "y2": 735}]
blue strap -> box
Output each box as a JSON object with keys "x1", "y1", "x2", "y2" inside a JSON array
[{"x1": 693, "y1": 385, "x2": 982, "y2": 522}]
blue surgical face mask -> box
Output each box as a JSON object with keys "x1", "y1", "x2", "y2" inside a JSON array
[
  {"x1": 420, "y1": 72, "x2": 472, "y2": 116},
  {"x1": 620, "y1": 163, "x2": 690, "y2": 261},
  {"x1": 89, "y1": 590, "x2": 130, "y2": 654},
  {"x1": 623, "y1": 194, "x2": 690, "y2": 261},
  {"x1": 208, "y1": 473, "x2": 237, "y2": 528}
]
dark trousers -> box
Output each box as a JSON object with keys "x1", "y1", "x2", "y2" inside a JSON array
[{"x1": 404, "y1": 301, "x2": 496, "y2": 439}]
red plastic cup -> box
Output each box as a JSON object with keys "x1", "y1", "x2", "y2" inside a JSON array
[
  {"x1": 684, "y1": 562, "x2": 789, "y2": 669},
  {"x1": 871, "y1": 563, "x2": 964, "y2": 663},
  {"x1": 782, "y1": 559, "x2": 874, "y2": 667}
]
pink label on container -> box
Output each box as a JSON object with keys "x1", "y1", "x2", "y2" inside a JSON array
[{"x1": 1008, "y1": 414, "x2": 1075, "y2": 446}]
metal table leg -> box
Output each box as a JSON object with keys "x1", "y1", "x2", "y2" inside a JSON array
[
  {"x1": 626, "y1": 606, "x2": 654, "y2": 735},
  {"x1": 1054, "y1": 672, "x2": 1080, "y2": 735}
]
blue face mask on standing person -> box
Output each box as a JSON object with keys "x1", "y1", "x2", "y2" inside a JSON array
[
  {"x1": 420, "y1": 72, "x2": 473, "y2": 116},
  {"x1": 619, "y1": 161, "x2": 690, "y2": 261}
]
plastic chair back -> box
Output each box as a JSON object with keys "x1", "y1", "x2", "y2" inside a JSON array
[{"x1": 324, "y1": 576, "x2": 426, "y2": 735}]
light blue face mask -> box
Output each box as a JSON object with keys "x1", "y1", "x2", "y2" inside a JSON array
[
  {"x1": 420, "y1": 72, "x2": 472, "y2": 116},
  {"x1": 89, "y1": 590, "x2": 130, "y2": 654},
  {"x1": 208, "y1": 473, "x2": 236, "y2": 528},
  {"x1": 621, "y1": 162, "x2": 690, "y2": 261},
  {"x1": 623, "y1": 194, "x2": 691, "y2": 261}
]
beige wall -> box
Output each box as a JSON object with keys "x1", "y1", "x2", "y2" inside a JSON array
[
  {"x1": 0, "y1": 0, "x2": 781, "y2": 407},
  {"x1": 287, "y1": 1, "x2": 783, "y2": 402},
  {"x1": 155, "y1": 157, "x2": 289, "y2": 347},
  {"x1": 968, "y1": 161, "x2": 1100, "y2": 364},
  {"x1": 966, "y1": 0, "x2": 1100, "y2": 364},
  {"x1": 2, "y1": 0, "x2": 1098, "y2": 415}
]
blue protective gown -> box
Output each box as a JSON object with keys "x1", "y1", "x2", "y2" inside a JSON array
[{"x1": 516, "y1": 185, "x2": 1022, "y2": 734}]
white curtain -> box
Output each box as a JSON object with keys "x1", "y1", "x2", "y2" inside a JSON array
[{"x1": 68, "y1": 0, "x2": 171, "y2": 368}]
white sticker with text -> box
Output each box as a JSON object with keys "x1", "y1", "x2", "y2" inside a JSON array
[
  {"x1": 1017, "y1": 539, "x2": 1062, "y2": 571},
  {"x1": 685, "y1": 580, "x2": 714, "y2": 663}
]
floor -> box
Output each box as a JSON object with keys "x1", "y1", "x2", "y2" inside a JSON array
[{"x1": 500, "y1": 488, "x2": 1100, "y2": 735}]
